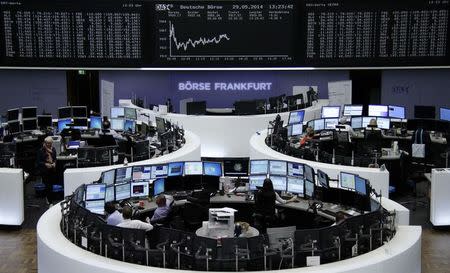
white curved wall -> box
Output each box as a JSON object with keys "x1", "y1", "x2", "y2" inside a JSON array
[
  {"x1": 0, "y1": 168, "x2": 24, "y2": 225},
  {"x1": 249, "y1": 129, "x2": 391, "y2": 198},
  {"x1": 37, "y1": 204, "x2": 421, "y2": 273},
  {"x1": 120, "y1": 99, "x2": 329, "y2": 158},
  {"x1": 64, "y1": 130, "x2": 201, "y2": 196}
]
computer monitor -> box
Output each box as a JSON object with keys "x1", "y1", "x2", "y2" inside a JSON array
[
  {"x1": 124, "y1": 119, "x2": 136, "y2": 133},
  {"x1": 111, "y1": 118, "x2": 124, "y2": 131},
  {"x1": 105, "y1": 186, "x2": 114, "y2": 202},
  {"x1": 388, "y1": 105, "x2": 405, "y2": 119},
  {"x1": 85, "y1": 200, "x2": 105, "y2": 214},
  {"x1": 72, "y1": 106, "x2": 87, "y2": 118},
  {"x1": 131, "y1": 182, "x2": 149, "y2": 198},
  {"x1": 324, "y1": 118, "x2": 339, "y2": 129},
  {"x1": 153, "y1": 178, "x2": 165, "y2": 195},
  {"x1": 304, "y1": 165, "x2": 315, "y2": 183},
  {"x1": 351, "y1": 117, "x2": 363, "y2": 129},
  {"x1": 184, "y1": 161, "x2": 203, "y2": 175},
  {"x1": 58, "y1": 106, "x2": 72, "y2": 119},
  {"x1": 111, "y1": 107, "x2": 125, "y2": 118},
  {"x1": 115, "y1": 167, "x2": 132, "y2": 184},
  {"x1": 376, "y1": 117, "x2": 390, "y2": 130},
  {"x1": 287, "y1": 162, "x2": 303, "y2": 176},
  {"x1": 355, "y1": 176, "x2": 367, "y2": 195},
  {"x1": 102, "y1": 169, "x2": 115, "y2": 186},
  {"x1": 7, "y1": 108, "x2": 19, "y2": 121},
  {"x1": 124, "y1": 107, "x2": 137, "y2": 120},
  {"x1": 304, "y1": 180, "x2": 315, "y2": 199},
  {"x1": 22, "y1": 107, "x2": 37, "y2": 119},
  {"x1": 8, "y1": 121, "x2": 20, "y2": 134},
  {"x1": 313, "y1": 119, "x2": 325, "y2": 131},
  {"x1": 340, "y1": 172, "x2": 356, "y2": 190},
  {"x1": 132, "y1": 165, "x2": 151, "y2": 181},
  {"x1": 414, "y1": 105, "x2": 435, "y2": 119},
  {"x1": 343, "y1": 105, "x2": 363, "y2": 116},
  {"x1": 115, "y1": 183, "x2": 131, "y2": 201},
  {"x1": 249, "y1": 175, "x2": 266, "y2": 191},
  {"x1": 439, "y1": 107, "x2": 450, "y2": 121},
  {"x1": 85, "y1": 184, "x2": 106, "y2": 200},
  {"x1": 321, "y1": 106, "x2": 341, "y2": 119},
  {"x1": 223, "y1": 158, "x2": 249, "y2": 176},
  {"x1": 203, "y1": 162, "x2": 222, "y2": 176},
  {"x1": 362, "y1": 117, "x2": 374, "y2": 128},
  {"x1": 287, "y1": 177, "x2": 304, "y2": 195},
  {"x1": 73, "y1": 118, "x2": 88, "y2": 129},
  {"x1": 250, "y1": 160, "x2": 268, "y2": 175},
  {"x1": 57, "y1": 118, "x2": 72, "y2": 132},
  {"x1": 270, "y1": 176, "x2": 287, "y2": 192},
  {"x1": 368, "y1": 105, "x2": 388, "y2": 117},
  {"x1": 151, "y1": 165, "x2": 168, "y2": 179},
  {"x1": 288, "y1": 110, "x2": 305, "y2": 125},
  {"x1": 269, "y1": 160, "x2": 287, "y2": 176},
  {"x1": 37, "y1": 115, "x2": 53, "y2": 129},
  {"x1": 22, "y1": 119, "x2": 37, "y2": 132},
  {"x1": 168, "y1": 162, "x2": 184, "y2": 176},
  {"x1": 89, "y1": 116, "x2": 102, "y2": 129},
  {"x1": 316, "y1": 169, "x2": 329, "y2": 188},
  {"x1": 287, "y1": 123, "x2": 303, "y2": 137}
]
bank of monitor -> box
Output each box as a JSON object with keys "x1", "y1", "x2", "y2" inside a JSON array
[
  {"x1": 343, "y1": 105, "x2": 363, "y2": 116},
  {"x1": 288, "y1": 110, "x2": 305, "y2": 125},
  {"x1": 85, "y1": 184, "x2": 106, "y2": 201},
  {"x1": 168, "y1": 162, "x2": 184, "y2": 176},
  {"x1": 203, "y1": 162, "x2": 222, "y2": 176},
  {"x1": 131, "y1": 182, "x2": 149, "y2": 198},
  {"x1": 368, "y1": 105, "x2": 388, "y2": 117},
  {"x1": 287, "y1": 123, "x2": 303, "y2": 137},
  {"x1": 321, "y1": 106, "x2": 341, "y2": 119},
  {"x1": 287, "y1": 176, "x2": 304, "y2": 195},
  {"x1": 388, "y1": 105, "x2": 405, "y2": 119},
  {"x1": 184, "y1": 161, "x2": 203, "y2": 175},
  {"x1": 340, "y1": 172, "x2": 356, "y2": 190},
  {"x1": 249, "y1": 175, "x2": 266, "y2": 191},
  {"x1": 439, "y1": 107, "x2": 450, "y2": 121},
  {"x1": 269, "y1": 160, "x2": 287, "y2": 176},
  {"x1": 250, "y1": 160, "x2": 268, "y2": 175},
  {"x1": 270, "y1": 175, "x2": 287, "y2": 192}
]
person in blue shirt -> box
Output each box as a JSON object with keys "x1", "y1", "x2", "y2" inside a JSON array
[
  {"x1": 151, "y1": 195, "x2": 171, "y2": 222},
  {"x1": 105, "y1": 202, "x2": 123, "y2": 226}
]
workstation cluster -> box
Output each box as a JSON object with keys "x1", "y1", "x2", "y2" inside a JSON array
[
  {"x1": 59, "y1": 157, "x2": 397, "y2": 271},
  {"x1": 268, "y1": 105, "x2": 449, "y2": 174},
  {"x1": 185, "y1": 89, "x2": 317, "y2": 116}
]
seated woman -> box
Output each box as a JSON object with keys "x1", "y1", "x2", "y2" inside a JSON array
[{"x1": 300, "y1": 127, "x2": 315, "y2": 147}]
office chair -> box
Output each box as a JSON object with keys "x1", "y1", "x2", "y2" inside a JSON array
[
  {"x1": 333, "y1": 130, "x2": 352, "y2": 158},
  {"x1": 363, "y1": 129, "x2": 383, "y2": 166}
]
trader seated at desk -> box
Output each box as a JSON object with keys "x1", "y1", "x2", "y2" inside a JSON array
[
  {"x1": 105, "y1": 202, "x2": 123, "y2": 226},
  {"x1": 300, "y1": 127, "x2": 315, "y2": 147},
  {"x1": 254, "y1": 178, "x2": 296, "y2": 232},
  {"x1": 117, "y1": 205, "x2": 154, "y2": 231},
  {"x1": 336, "y1": 117, "x2": 357, "y2": 142},
  {"x1": 150, "y1": 195, "x2": 172, "y2": 222}
]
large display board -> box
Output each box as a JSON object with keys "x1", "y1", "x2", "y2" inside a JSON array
[{"x1": 0, "y1": 0, "x2": 449, "y2": 68}]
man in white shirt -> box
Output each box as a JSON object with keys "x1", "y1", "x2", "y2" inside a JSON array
[
  {"x1": 105, "y1": 202, "x2": 123, "y2": 226},
  {"x1": 117, "y1": 205, "x2": 154, "y2": 231}
]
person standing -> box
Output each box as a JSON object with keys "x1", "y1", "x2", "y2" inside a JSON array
[{"x1": 37, "y1": 136, "x2": 57, "y2": 205}]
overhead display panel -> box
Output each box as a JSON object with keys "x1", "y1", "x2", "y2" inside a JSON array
[{"x1": 0, "y1": 0, "x2": 449, "y2": 68}]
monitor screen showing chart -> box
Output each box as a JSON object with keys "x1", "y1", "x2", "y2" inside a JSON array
[
  {"x1": 304, "y1": 180, "x2": 315, "y2": 198},
  {"x1": 321, "y1": 106, "x2": 340, "y2": 118},
  {"x1": 115, "y1": 167, "x2": 132, "y2": 184},
  {"x1": 102, "y1": 169, "x2": 115, "y2": 186},
  {"x1": 376, "y1": 117, "x2": 390, "y2": 130},
  {"x1": 151, "y1": 165, "x2": 168, "y2": 178},
  {"x1": 111, "y1": 107, "x2": 124, "y2": 118},
  {"x1": 304, "y1": 165, "x2": 315, "y2": 183},
  {"x1": 313, "y1": 119, "x2": 325, "y2": 131},
  {"x1": 368, "y1": 105, "x2": 388, "y2": 117},
  {"x1": 85, "y1": 184, "x2": 106, "y2": 200},
  {"x1": 168, "y1": 162, "x2": 184, "y2": 176},
  {"x1": 115, "y1": 183, "x2": 131, "y2": 201},
  {"x1": 250, "y1": 160, "x2": 268, "y2": 175},
  {"x1": 269, "y1": 160, "x2": 287, "y2": 176},
  {"x1": 324, "y1": 118, "x2": 339, "y2": 129},
  {"x1": 270, "y1": 176, "x2": 287, "y2": 192},
  {"x1": 288, "y1": 123, "x2": 303, "y2": 137},
  {"x1": 132, "y1": 166, "x2": 151, "y2": 181},
  {"x1": 287, "y1": 162, "x2": 303, "y2": 176},
  {"x1": 131, "y1": 182, "x2": 149, "y2": 198},
  {"x1": 184, "y1": 161, "x2": 203, "y2": 175},
  {"x1": 340, "y1": 172, "x2": 356, "y2": 189},
  {"x1": 105, "y1": 186, "x2": 114, "y2": 202},
  {"x1": 388, "y1": 105, "x2": 405, "y2": 119},
  {"x1": 288, "y1": 110, "x2": 305, "y2": 125},
  {"x1": 355, "y1": 176, "x2": 367, "y2": 195},
  {"x1": 440, "y1": 107, "x2": 450, "y2": 121},
  {"x1": 351, "y1": 117, "x2": 363, "y2": 129},
  {"x1": 85, "y1": 200, "x2": 105, "y2": 214},
  {"x1": 343, "y1": 105, "x2": 363, "y2": 116},
  {"x1": 287, "y1": 177, "x2": 304, "y2": 195},
  {"x1": 249, "y1": 175, "x2": 266, "y2": 191}
]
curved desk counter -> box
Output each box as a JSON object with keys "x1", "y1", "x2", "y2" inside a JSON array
[
  {"x1": 119, "y1": 99, "x2": 328, "y2": 158},
  {"x1": 0, "y1": 168, "x2": 24, "y2": 226},
  {"x1": 63, "y1": 130, "x2": 201, "y2": 196},
  {"x1": 249, "y1": 129, "x2": 390, "y2": 198},
  {"x1": 37, "y1": 199, "x2": 420, "y2": 273}
]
